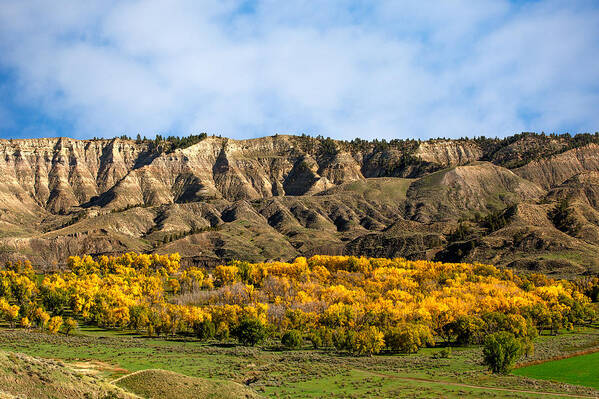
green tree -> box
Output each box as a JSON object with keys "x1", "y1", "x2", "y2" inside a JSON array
[
  {"x1": 308, "y1": 332, "x2": 322, "y2": 349},
  {"x1": 446, "y1": 315, "x2": 484, "y2": 345},
  {"x1": 232, "y1": 318, "x2": 266, "y2": 346},
  {"x1": 549, "y1": 198, "x2": 581, "y2": 235},
  {"x1": 483, "y1": 332, "x2": 523, "y2": 373},
  {"x1": 193, "y1": 319, "x2": 215, "y2": 340},
  {"x1": 281, "y1": 329, "x2": 303, "y2": 349},
  {"x1": 309, "y1": 327, "x2": 332, "y2": 349}
]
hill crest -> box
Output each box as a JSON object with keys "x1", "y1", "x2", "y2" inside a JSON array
[{"x1": 2, "y1": 132, "x2": 599, "y2": 275}]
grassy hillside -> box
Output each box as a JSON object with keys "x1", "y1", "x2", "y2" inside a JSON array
[
  {"x1": 114, "y1": 369, "x2": 262, "y2": 399},
  {"x1": 0, "y1": 343, "x2": 263, "y2": 399},
  {"x1": 0, "y1": 349, "x2": 135, "y2": 399}
]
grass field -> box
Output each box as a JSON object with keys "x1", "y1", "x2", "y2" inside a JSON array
[
  {"x1": 513, "y1": 351, "x2": 599, "y2": 389},
  {"x1": 113, "y1": 369, "x2": 261, "y2": 399},
  {"x1": 1, "y1": 326, "x2": 599, "y2": 398}
]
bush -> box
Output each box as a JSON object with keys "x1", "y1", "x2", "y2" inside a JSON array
[
  {"x1": 231, "y1": 318, "x2": 266, "y2": 346},
  {"x1": 483, "y1": 332, "x2": 523, "y2": 373},
  {"x1": 433, "y1": 347, "x2": 452, "y2": 359},
  {"x1": 348, "y1": 326, "x2": 385, "y2": 356},
  {"x1": 193, "y1": 319, "x2": 215, "y2": 340},
  {"x1": 308, "y1": 332, "x2": 322, "y2": 349},
  {"x1": 47, "y1": 316, "x2": 63, "y2": 335},
  {"x1": 63, "y1": 317, "x2": 78, "y2": 336},
  {"x1": 385, "y1": 323, "x2": 434, "y2": 353},
  {"x1": 281, "y1": 330, "x2": 303, "y2": 349}
]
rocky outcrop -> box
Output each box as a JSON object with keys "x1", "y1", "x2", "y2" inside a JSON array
[
  {"x1": 3, "y1": 133, "x2": 599, "y2": 276},
  {"x1": 414, "y1": 140, "x2": 482, "y2": 167},
  {"x1": 515, "y1": 144, "x2": 599, "y2": 189},
  {"x1": 0, "y1": 136, "x2": 371, "y2": 215},
  {"x1": 0, "y1": 137, "x2": 152, "y2": 214}
]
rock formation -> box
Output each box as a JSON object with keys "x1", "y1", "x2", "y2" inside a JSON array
[{"x1": 1, "y1": 133, "x2": 599, "y2": 276}]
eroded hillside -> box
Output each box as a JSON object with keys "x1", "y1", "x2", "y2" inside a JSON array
[{"x1": 1, "y1": 132, "x2": 599, "y2": 276}]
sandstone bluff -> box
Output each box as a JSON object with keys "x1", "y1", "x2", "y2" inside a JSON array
[{"x1": 1, "y1": 133, "x2": 599, "y2": 276}]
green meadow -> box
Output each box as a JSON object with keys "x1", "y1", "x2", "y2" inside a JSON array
[
  {"x1": 513, "y1": 351, "x2": 599, "y2": 390},
  {"x1": 1, "y1": 327, "x2": 599, "y2": 398}
]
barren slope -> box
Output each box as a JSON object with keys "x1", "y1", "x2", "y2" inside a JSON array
[{"x1": 2, "y1": 133, "x2": 599, "y2": 275}]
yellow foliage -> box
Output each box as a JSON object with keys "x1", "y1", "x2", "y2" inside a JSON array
[
  {"x1": 20, "y1": 317, "x2": 31, "y2": 329},
  {"x1": 47, "y1": 316, "x2": 63, "y2": 334},
  {"x1": 215, "y1": 265, "x2": 239, "y2": 286},
  {"x1": 1, "y1": 253, "x2": 594, "y2": 349}
]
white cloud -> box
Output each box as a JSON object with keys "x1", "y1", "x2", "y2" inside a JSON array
[{"x1": 0, "y1": 0, "x2": 597, "y2": 140}]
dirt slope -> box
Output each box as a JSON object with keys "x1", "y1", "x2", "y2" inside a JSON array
[{"x1": 2, "y1": 133, "x2": 599, "y2": 275}]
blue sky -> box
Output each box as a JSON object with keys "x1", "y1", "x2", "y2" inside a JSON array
[{"x1": 0, "y1": 0, "x2": 598, "y2": 140}]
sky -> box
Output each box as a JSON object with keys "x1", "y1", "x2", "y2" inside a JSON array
[{"x1": 0, "y1": 0, "x2": 598, "y2": 141}]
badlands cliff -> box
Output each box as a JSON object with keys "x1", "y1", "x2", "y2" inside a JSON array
[{"x1": 1, "y1": 133, "x2": 599, "y2": 275}]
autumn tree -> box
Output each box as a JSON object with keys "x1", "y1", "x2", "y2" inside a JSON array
[
  {"x1": 20, "y1": 317, "x2": 31, "y2": 329},
  {"x1": 47, "y1": 316, "x2": 63, "y2": 334},
  {"x1": 1, "y1": 252, "x2": 595, "y2": 357},
  {"x1": 63, "y1": 317, "x2": 78, "y2": 336},
  {"x1": 348, "y1": 326, "x2": 385, "y2": 356},
  {"x1": 385, "y1": 323, "x2": 433, "y2": 353},
  {"x1": 0, "y1": 298, "x2": 19, "y2": 327},
  {"x1": 33, "y1": 308, "x2": 50, "y2": 330}
]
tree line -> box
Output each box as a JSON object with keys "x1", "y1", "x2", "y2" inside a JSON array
[{"x1": 0, "y1": 254, "x2": 597, "y2": 371}]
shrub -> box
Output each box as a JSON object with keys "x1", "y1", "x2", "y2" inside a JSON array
[
  {"x1": 483, "y1": 332, "x2": 523, "y2": 373},
  {"x1": 231, "y1": 318, "x2": 266, "y2": 346},
  {"x1": 47, "y1": 316, "x2": 63, "y2": 335},
  {"x1": 348, "y1": 326, "x2": 385, "y2": 356},
  {"x1": 385, "y1": 323, "x2": 434, "y2": 353},
  {"x1": 193, "y1": 319, "x2": 215, "y2": 340},
  {"x1": 63, "y1": 317, "x2": 78, "y2": 336},
  {"x1": 434, "y1": 347, "x2": 452, "y2": 359},
  {"x1": 281, "y1": 330, "x2": 303, "y2": 349},
  {"x1": 440, "y1": 347, "x2": 452, "y2": 358},
  {"x1": 308, "y1": 332, "x2": 322, "y2": 349}
]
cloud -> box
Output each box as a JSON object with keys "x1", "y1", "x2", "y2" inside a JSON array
[
  {"x1": 0, "y1": 106, "x2": 11, "y2": 131},
  {"x1": 0, "y1": 0, "x2": 598, "y2": 140}
]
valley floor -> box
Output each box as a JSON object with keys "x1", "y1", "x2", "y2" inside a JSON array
[{"x1": 1, "y1": 326, "x2": 598, "y2": 398}]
